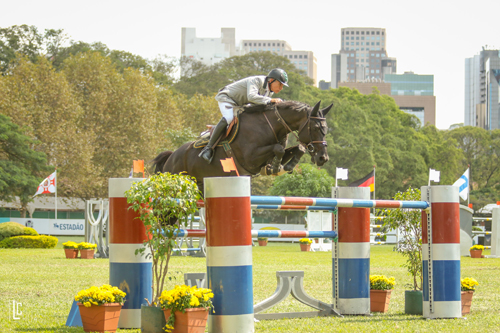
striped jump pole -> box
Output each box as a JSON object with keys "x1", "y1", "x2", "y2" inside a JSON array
[
  {"x1": 332, "y1": 187, "x2": 371, "y2": 315},
  {"x1": 421, "y1": 186, "x2": 461, "y2": 318},
  {"x1": 108, "y1": 178, "x2": 152, "y2": 328},
  {"x1": 205, "y1": 177, "x2": 254, "y2": 333}
]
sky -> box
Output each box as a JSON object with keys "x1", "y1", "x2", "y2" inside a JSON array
[{"x1": 4, "y1": 0, "x2": 500, "y2": 130}]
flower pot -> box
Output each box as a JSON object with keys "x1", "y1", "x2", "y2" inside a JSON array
[
  {"x1": 404, "y1": 290, "x2": 423, "y2": 315},
  {"x1": 141, "y1": 305, "x2": 167, "y2": 333},
  {"x1": 77, "y1": 302, "x2": 122, "y2": 333},
  {"x1": 470, "y1": 249, "x2": 482, "y2": 258},
  {"x1": 370, "y1": 289, "x2": 392, "y2": 313},
  {"x1": 300, "y1": 244, "x2": 311, "y2": 252},
  {"x1": 80, "y1": 249, "x2": 95, "y2": 259},
  {"x1": 64, "y1": 249, "x2": 78, "y2": 259},
  {"x1": 258, "y1": 240, "x2": 268, "y2": 246},
  {"x1": 163, "y1": 308, "x2": 209, "y2": 333},
  {"x1": 461, "y1": 290, "x2": 474, "y2": 315}
]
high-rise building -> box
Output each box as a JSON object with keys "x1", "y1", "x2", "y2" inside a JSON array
[
  {"x1": 465, "y1": 48, "x2": 500, "y2": 129},
  {"x1": 181, "y1": 28, "x2": 236, "y2": 75},
  {"x1": 338, "y1": 72, "x2": 436, "y2": 126},
  {"x1": 331, "y1": 27, "x2": 395, "y2": 88},
  {"x1": 241, "y1": 39, "x2": 317, "y2": 86}
]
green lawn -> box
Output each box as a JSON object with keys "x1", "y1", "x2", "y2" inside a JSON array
[{"x1": 1, "y1": 242, "x2": 499, "y2": 332}]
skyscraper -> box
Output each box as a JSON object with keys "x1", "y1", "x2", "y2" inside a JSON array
[
  {"x1": 465, "y1": 48, "x2": 500, "y2": 129},
  {"x1": 331, "y1": 27, "x2": 396, "y2": 88}
]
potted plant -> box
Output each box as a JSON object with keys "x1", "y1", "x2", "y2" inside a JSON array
[
  {"x1": 380, "y1": 187, "x2": 423, "y2": 315},
  {"x1": 369, "y1": 275, "x2": 396, "y2": 313},
  {"x1": 159, "y1": 284, "x2": 214, "y2": 333},
  {"x1": 313, "y1": 238, "x2": 319, "y2": 243},
  {"x1": 461, "y1": 277, "x2": 479, "y2": 315},
  {"x1": 125, "y1": 172, "x2": 201, "y2": 332},
  {"x1": 258, "y1": 237, "x2": 268, "y2": 246},
  {"x1": 62, "y1": 241, "x2": 79, "y2": 259},
  {"x1": 299, "y1": 238, "x2": 312, "y2": 251},
  {"x1": 470, "y1": 244, "x2": 484, "y2": 258},
  {"x1": 75, "y1": 284, "x2": 126, "y2": 333},
  {"x1": 78, "y1": 242, "x2": 97, "y2": 259}
]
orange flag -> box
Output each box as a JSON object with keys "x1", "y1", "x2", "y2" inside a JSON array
[
  {"x1": 220, "y1": 158, "x2": 239, "y2": 176},
  {"x1": 133, "y1": 160, "x2": 145, "y2": 177}
]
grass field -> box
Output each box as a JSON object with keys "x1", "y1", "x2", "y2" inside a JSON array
[{"x1": 1, "y1": 238, "x2": 499, "y2": 333}]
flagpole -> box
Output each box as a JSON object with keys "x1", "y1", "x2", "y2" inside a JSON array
[
  {"x1": 55, "y1": 169, "x2": 57, "y2": 221},
  {"x1": 468, "y1": 164, "x2": 470, "y2": 206},
  {"x1": 373, "y1": 165, "x2": 376, "y2": 215}
]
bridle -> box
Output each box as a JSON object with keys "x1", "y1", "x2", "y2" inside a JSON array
[{"x1": 263, "y1": 105, "x2": 328, "y2": 156}]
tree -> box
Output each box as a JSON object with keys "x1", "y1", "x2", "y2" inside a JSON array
[
  {"x1": 0, "y1": 114, "x2": 50, "y2": 216},
  {"x1": 0, "y1": 25, "x2": 43, "y2": 72},
  {"x1": 0, "y1": 55, "x2": 94, "y2": 200},
  {"x1": 270, "y1": 163, "x2": 334, "y2": 198}
]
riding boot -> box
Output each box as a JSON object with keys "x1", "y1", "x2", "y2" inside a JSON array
[{"x1": 198, "y1": 117, "x2": 228, "y2": 164}]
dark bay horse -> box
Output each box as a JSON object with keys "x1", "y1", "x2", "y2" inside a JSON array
[{"x1": 152, "y1": 100, "x2": 332, "y2": 189}]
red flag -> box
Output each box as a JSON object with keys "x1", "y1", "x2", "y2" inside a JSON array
[
  {"x1": 220, "y1": 158, "x2": 239, "y2": 176},
  {"x1": 34, "y1": 171, "x2": 57, "y2": 196}
]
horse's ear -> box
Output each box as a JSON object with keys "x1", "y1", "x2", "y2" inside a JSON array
[
  {"x1": 311, "y1": 101, "x2": 321, "y2": 117},
  {"x1": 320, "y1": 103, "x2": 333, "y2": 116}
]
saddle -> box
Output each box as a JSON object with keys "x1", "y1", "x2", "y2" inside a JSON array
[{"x1": 193, "y1": 116, "x2": 239, "y2": 149}]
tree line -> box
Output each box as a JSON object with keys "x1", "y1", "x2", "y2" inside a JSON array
[{"x1": 1, "y1": 25, "x2": 499, "y2": 214}]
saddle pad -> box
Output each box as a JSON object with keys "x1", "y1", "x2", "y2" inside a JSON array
[{"x1": 193, "y1": 116, "x2": 239, "y2": 149}]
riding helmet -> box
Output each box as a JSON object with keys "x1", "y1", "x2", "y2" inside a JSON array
[{"x1": 267, "y1": 68, "x2": 289, "y2": 87}]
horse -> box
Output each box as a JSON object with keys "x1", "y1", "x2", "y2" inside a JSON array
[{"x1": 152, "y1": 100, "x2": 332, "y2": 190}]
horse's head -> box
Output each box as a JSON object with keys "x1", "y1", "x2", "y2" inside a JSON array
[{"x1": 298, "y1": 101, "x2": 332, "y2": 166}]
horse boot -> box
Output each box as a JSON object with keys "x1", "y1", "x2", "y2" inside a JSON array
[{"x1": 198, "y1": 117, "x2": 228, "y2": 164}]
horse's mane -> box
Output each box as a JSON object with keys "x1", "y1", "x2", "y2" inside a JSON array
[{"x1": 243, "y1": 100, "x2": 310, "y2": 114}]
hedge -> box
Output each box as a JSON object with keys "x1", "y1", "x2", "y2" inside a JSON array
[
  {"x1": 0, "y1": 222, "x2": 26, "y2": 241},
  {"x1": 0, "y1": 235, "x2": 58, "y2": 249}
]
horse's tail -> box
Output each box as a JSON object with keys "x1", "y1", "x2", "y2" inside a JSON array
[{"x1": 151, "y1": 151, "x2": 174, "y2": 174}]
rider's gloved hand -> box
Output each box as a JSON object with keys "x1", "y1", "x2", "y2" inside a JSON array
[{"x1": 270, "y1": 98, "x2": 283, "y2": 104}]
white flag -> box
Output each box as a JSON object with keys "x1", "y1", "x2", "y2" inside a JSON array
[
  {"x1": 34, "y1": 171, "x2": 57, "y2": 196},
  {"x1": 429, "y1": 169, "x2": 440, "y2": 183},
  {"x1": 453, "y1": 168, "x2": 469, "y2": 201},
  {"x1": 336, "y1": 167, "x2": 348, "y2": 180}
]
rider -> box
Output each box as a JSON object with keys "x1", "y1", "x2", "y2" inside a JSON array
[{"x1": 198, "y1": 68, "x2": 289, "y2": 163}]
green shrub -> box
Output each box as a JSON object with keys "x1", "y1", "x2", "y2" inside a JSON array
[
  {"x1": 0, "y1": 222, "x2": 26, "y2": 241},
  {"x1": 23, "y1": 227, "x2": 39, "y2": 236},
  {"x1": 0, "y1": 235, "x2": 58, "y2": 249}
]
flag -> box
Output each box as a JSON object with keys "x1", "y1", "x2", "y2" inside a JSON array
[
  {"x1": 336, "y1": 167, "x2": 348, "y2": 180},
  {"x1": 221, "y1": 157, "x2": 239, "y2": 176},
  {"x1": 133, "y1": 160, "x2": 144, "y2": 173},
  {"x1": 349, "y1": 170, "x2": 375, "y2": 192},
  {"x1": 453, "y1": 168, "x2": 469, "y2": 201},
  {"x1": 34, "y1": 171, "x2": 57, "y2": 196},
  {"x1": 429, "y1": 169, "x2": 440, "y2": 183}
]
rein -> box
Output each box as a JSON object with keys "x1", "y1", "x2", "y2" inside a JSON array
[{"x1": 265, "y1": 105, "x2": 327, "y2": 155}]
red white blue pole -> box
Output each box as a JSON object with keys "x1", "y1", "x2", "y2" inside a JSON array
[
  {"x1": 421, "y1": 186, "x2": 461, "y2": 318},
  {"x1": 333, "y1": 187, "x2": 371, "y2": 314},
  {"x1": 205, "y1": 177, "x2": 254, "y2": 332},
  {"x1": 109, "y1": 178, "x2": 152, "y2": 328}
]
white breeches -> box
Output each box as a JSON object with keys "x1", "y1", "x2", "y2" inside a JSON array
[{"x1": 219, "y1": 102, "x2": 234, "y2": 123}]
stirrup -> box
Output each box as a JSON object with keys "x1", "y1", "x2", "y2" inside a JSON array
[{"x1": 199, "y1": 147, "x2": 214, "y2": 164}]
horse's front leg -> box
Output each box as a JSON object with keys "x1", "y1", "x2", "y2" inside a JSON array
[
  {"x1": 249, "y1": 143, "x2": 285, "y2": 174},
  {"x1": 281, "y1": 145, "x2": 306, "y2": 173}
]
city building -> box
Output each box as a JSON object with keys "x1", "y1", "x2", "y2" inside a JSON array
[
  {"x1": 241, "y1": 39, "x2": 317, "y2": 86},
  {"x1": 338, "y1": 72, "x2": 436, "y2": 126},
  {"x1": 331, "y1": 27, "x2": 395, "y2": 88},
  {"x1": 465, "y1": 48, "x2": 500, "y2": 129},
  {"x1": 181, "y1": 27, "x2": 236, "y2": 74}
]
